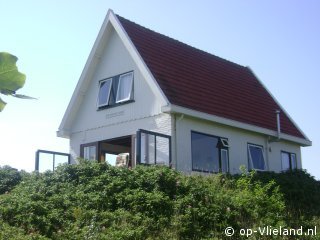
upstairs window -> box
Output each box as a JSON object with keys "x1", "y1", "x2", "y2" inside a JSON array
[
  {"x1": 116, "y1": 72, "x2": 134, "y2": 103},
  {"x1": 281, "y1": 151, "x2": 297, "y2": 171},
  {"x1": 97, "y1": 71, "x2": 134, "y2": 109},
  {"x1": 248, "y1": 144, "x2": 266, "y2": 171},
  {"x1": 97, "y1": 78, "x2": 112, "y2": 108}
]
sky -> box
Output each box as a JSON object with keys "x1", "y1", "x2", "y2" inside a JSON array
[{"x1": 1, "y1": 1, "x2": 319, "y2": 178}]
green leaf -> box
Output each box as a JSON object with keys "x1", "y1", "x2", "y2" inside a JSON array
[
  {"x1": 12, "y1": 93, "x2": 37, "y2": 100},
  {"x1": 0, "y1": 52, "x2": 26, "y2": 93},
  {"x1": 0, "y1": 52, "x2": 29, "y2": 112},
  {"x1": 0, "y1": 96, "x2": 6, "y2": 111}
]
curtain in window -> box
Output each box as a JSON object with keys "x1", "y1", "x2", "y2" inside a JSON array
[
  {"x1": 98, "y1": 79, "x2": 112, "y2": 106},
  {"x1": 117, "y1": 73, "x2": 133, "y2": 102},
  {"x1": 84, "y1": 146, "x2": 96, "y2": 160},
  {"x1": 249, "y1": 145, "x2": 265, "y2": 170},
  {"x1": 281, "y1": 152, "x2": 290, "y2": 171}
]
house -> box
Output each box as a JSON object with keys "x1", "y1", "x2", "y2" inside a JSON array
[{"x1": 57, "y1": 9, "x2": 311, "y2": 174}]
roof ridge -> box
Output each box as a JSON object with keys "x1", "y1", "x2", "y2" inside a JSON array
[{"x1": 116, "y1": 14, "x2": 246, "y2": 70}]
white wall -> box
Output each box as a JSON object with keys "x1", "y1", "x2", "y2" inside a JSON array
[
  {"x1": 175, "y1": 115, "x2": 301, "y2": 174},
  {"x1": 69, "y1": 25, "x2": 171, "y2": 162},
  {"x1": 70, "y1": 113, "x2": 171, "y2": 162}
]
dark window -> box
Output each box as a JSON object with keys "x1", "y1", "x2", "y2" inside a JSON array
[
  {"x1": 248, "y1": 144, "x2": 266, "y2": 171},
  {"x1": 97, "y1": 71, "x2": 133, "y2": 109},
  {"x1": 191, "y1": 131, "x2": 229, "y2": 173},
  {"x1": 281, "y1": 151, "x2": 297, "y2": 171}
]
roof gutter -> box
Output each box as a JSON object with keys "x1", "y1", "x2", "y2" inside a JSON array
[{"x1": 162, "y1": 104, "x2": 312, "y2": 146}]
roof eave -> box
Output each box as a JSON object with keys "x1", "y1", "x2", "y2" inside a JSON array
[
  {"x1": 246, "y1": 67, "x2": 311, "y2": 143},
  {"x1": 56, "y1": 130, "x2": 71, "y2": 139},
  {"x1": 162, "y1": 104, "x2": 312, "y2": 147}
]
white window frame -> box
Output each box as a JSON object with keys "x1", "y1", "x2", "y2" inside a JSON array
[
  {"x1": 220, "y1": 138, "x2": 230, "y2": 148},
  {"x1": 116, "y1": 72, "x2": 134, "y2": 103},
  {"x1": 97, "y1": 78, "x2": 112, "y2": 108},
  {"x1": 84, "y1": 146, "x2": 97, "y2": 161},
  {"x1": 220, "y1": 148, "x2": 229, "y2": 173},
  {"x1": 248, "y1": 144, "x2": 266, "y2": 171}
]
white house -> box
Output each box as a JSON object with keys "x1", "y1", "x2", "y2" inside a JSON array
[{"x1": 57, "y1": 10, "x2": 311, "y2": 174}]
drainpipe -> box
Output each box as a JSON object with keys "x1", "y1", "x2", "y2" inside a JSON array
[
  {"x1": 173, "y1": 114, "x2": 184, "y2": 171},
  {"x1": 276, "y1": 110, "x2": 281, "y2": 140},
  {"x1": 266, "y1": 110, "x2": 281, "y2": 169},
  {"x1": 173, "y1": 114, "x2": 177, "y2": 170}
]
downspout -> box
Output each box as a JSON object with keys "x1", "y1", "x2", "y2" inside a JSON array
[
  {"x1": 173, "y1": 114, "x2": 177, "y2": 170},
  {"x1": 173, "y1": 114, "x2": 184, "y2": 170},
  {"x1": 266, "y1": 110, "x2": 281, "y2": 170},
  {"x1": 268, "y1": 110, "x2": 282, "y2": 143},
  {"x1": 276, "y1": 110, "x2": 281, "y2": 140}
]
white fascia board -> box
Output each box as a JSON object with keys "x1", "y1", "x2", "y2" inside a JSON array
[
  {"x1": 57, "y1": 10, "x2": 120, "y2": 138},
  {"x1": 162, "y1": 104, "x2": 312, "y2": 146},
  {"x1": 57, "y1": 10, "x2": 169, "y2": 138},
  {"x1": 246, "y1": 67, "x2": 311, "y2": 143},
  {"x1": 110, "y1": 12, "x2": 169, "y2": 107},
  {"x1": 56, "y1": 130, "x2": 70, "y2": 139}
]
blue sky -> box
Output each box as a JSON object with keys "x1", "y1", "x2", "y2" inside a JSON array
[{"x1": 1, "y1": 0, "x2": 319, "y2": 178}]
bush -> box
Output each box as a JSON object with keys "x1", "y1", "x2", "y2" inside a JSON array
[
  {"x1": 0, "y1": 165, "x2": 24, "y2": 194},
  {"x1": 0, "y1": 161, "x2": 319, "y2": 239}
]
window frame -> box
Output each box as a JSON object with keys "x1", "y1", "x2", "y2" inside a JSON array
[
  {"x1": 220, "y1": 148, "x2": 229, "y2": 173},
  {"x1": 97, "y1": 78, "x2": 112, "y2": 108},
  {"x1": 116, "y1": 72, "x2": 134, "y2": 103},
  {"x1": 97, "y1": 71, "x2": 134, "y2": 110},
  {"x1": 191, "y1": 131, "x2": 229, "y2": 173},
  {"x1": 281, "y1": 151, "x2": 297, "y2": 171},
  {"x1": 247, "y1": 143, "x2": 266, "y2": 171},
  {"x1": 136, "y1": 129, "x2": 172, "y2": 167},
  {"x1": 80, "y1": 142, "x2": 99, "y2": 161}
]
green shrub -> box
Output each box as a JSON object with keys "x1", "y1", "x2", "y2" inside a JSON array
[
  {"x1": 0, "y1": 161, "x2": 319, "y2": 239},
  {"x1": 0, "y1": 165, "x2": 24, "y2": 194},
  {"x1": 252, "y1": 170, "x2": 320, "y2": 228}
]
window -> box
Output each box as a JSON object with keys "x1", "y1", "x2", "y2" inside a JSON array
[
  {"x1": 140, "y1": 132, "x2": 156, "y2": 165},
  {"x1": 97, "y1": 79, "x2": 112, "y2": 108},
  {"x1": 137, "y1": 129, "x2": 171, "y2": 166},
  {"x1": 281, "y1": 151, "x2": 297, "y2": 171},
  {"x1": 97, "y1": 71, "x2": 134, "y2": 109},
  {"x1": 116, "y1": 72, "x2": 134, "y2": 103},
  {"x1": 35, "y1": 150, "x2": 70, "y2": 172},
  {"x1": 248, "y1": 144, "x2": 266, "y2": 171},
  {"x1": 84, "y1": 146, "x2": 96, "y2": 160},
  {"x1": 221, "y1": 149, "x2": 229, "y2": 173},
  {"x1": 191, "y1": 131, "x2": 229, "y2": 173}
]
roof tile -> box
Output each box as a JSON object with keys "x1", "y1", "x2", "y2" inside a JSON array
[{"x1": 118, "y1": 15, "x2": 305, "y2": 139}]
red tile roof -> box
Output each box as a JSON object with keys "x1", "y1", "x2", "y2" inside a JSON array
[{"x1": 118, "y1": 16, "x2": 305, "y2": 139}]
